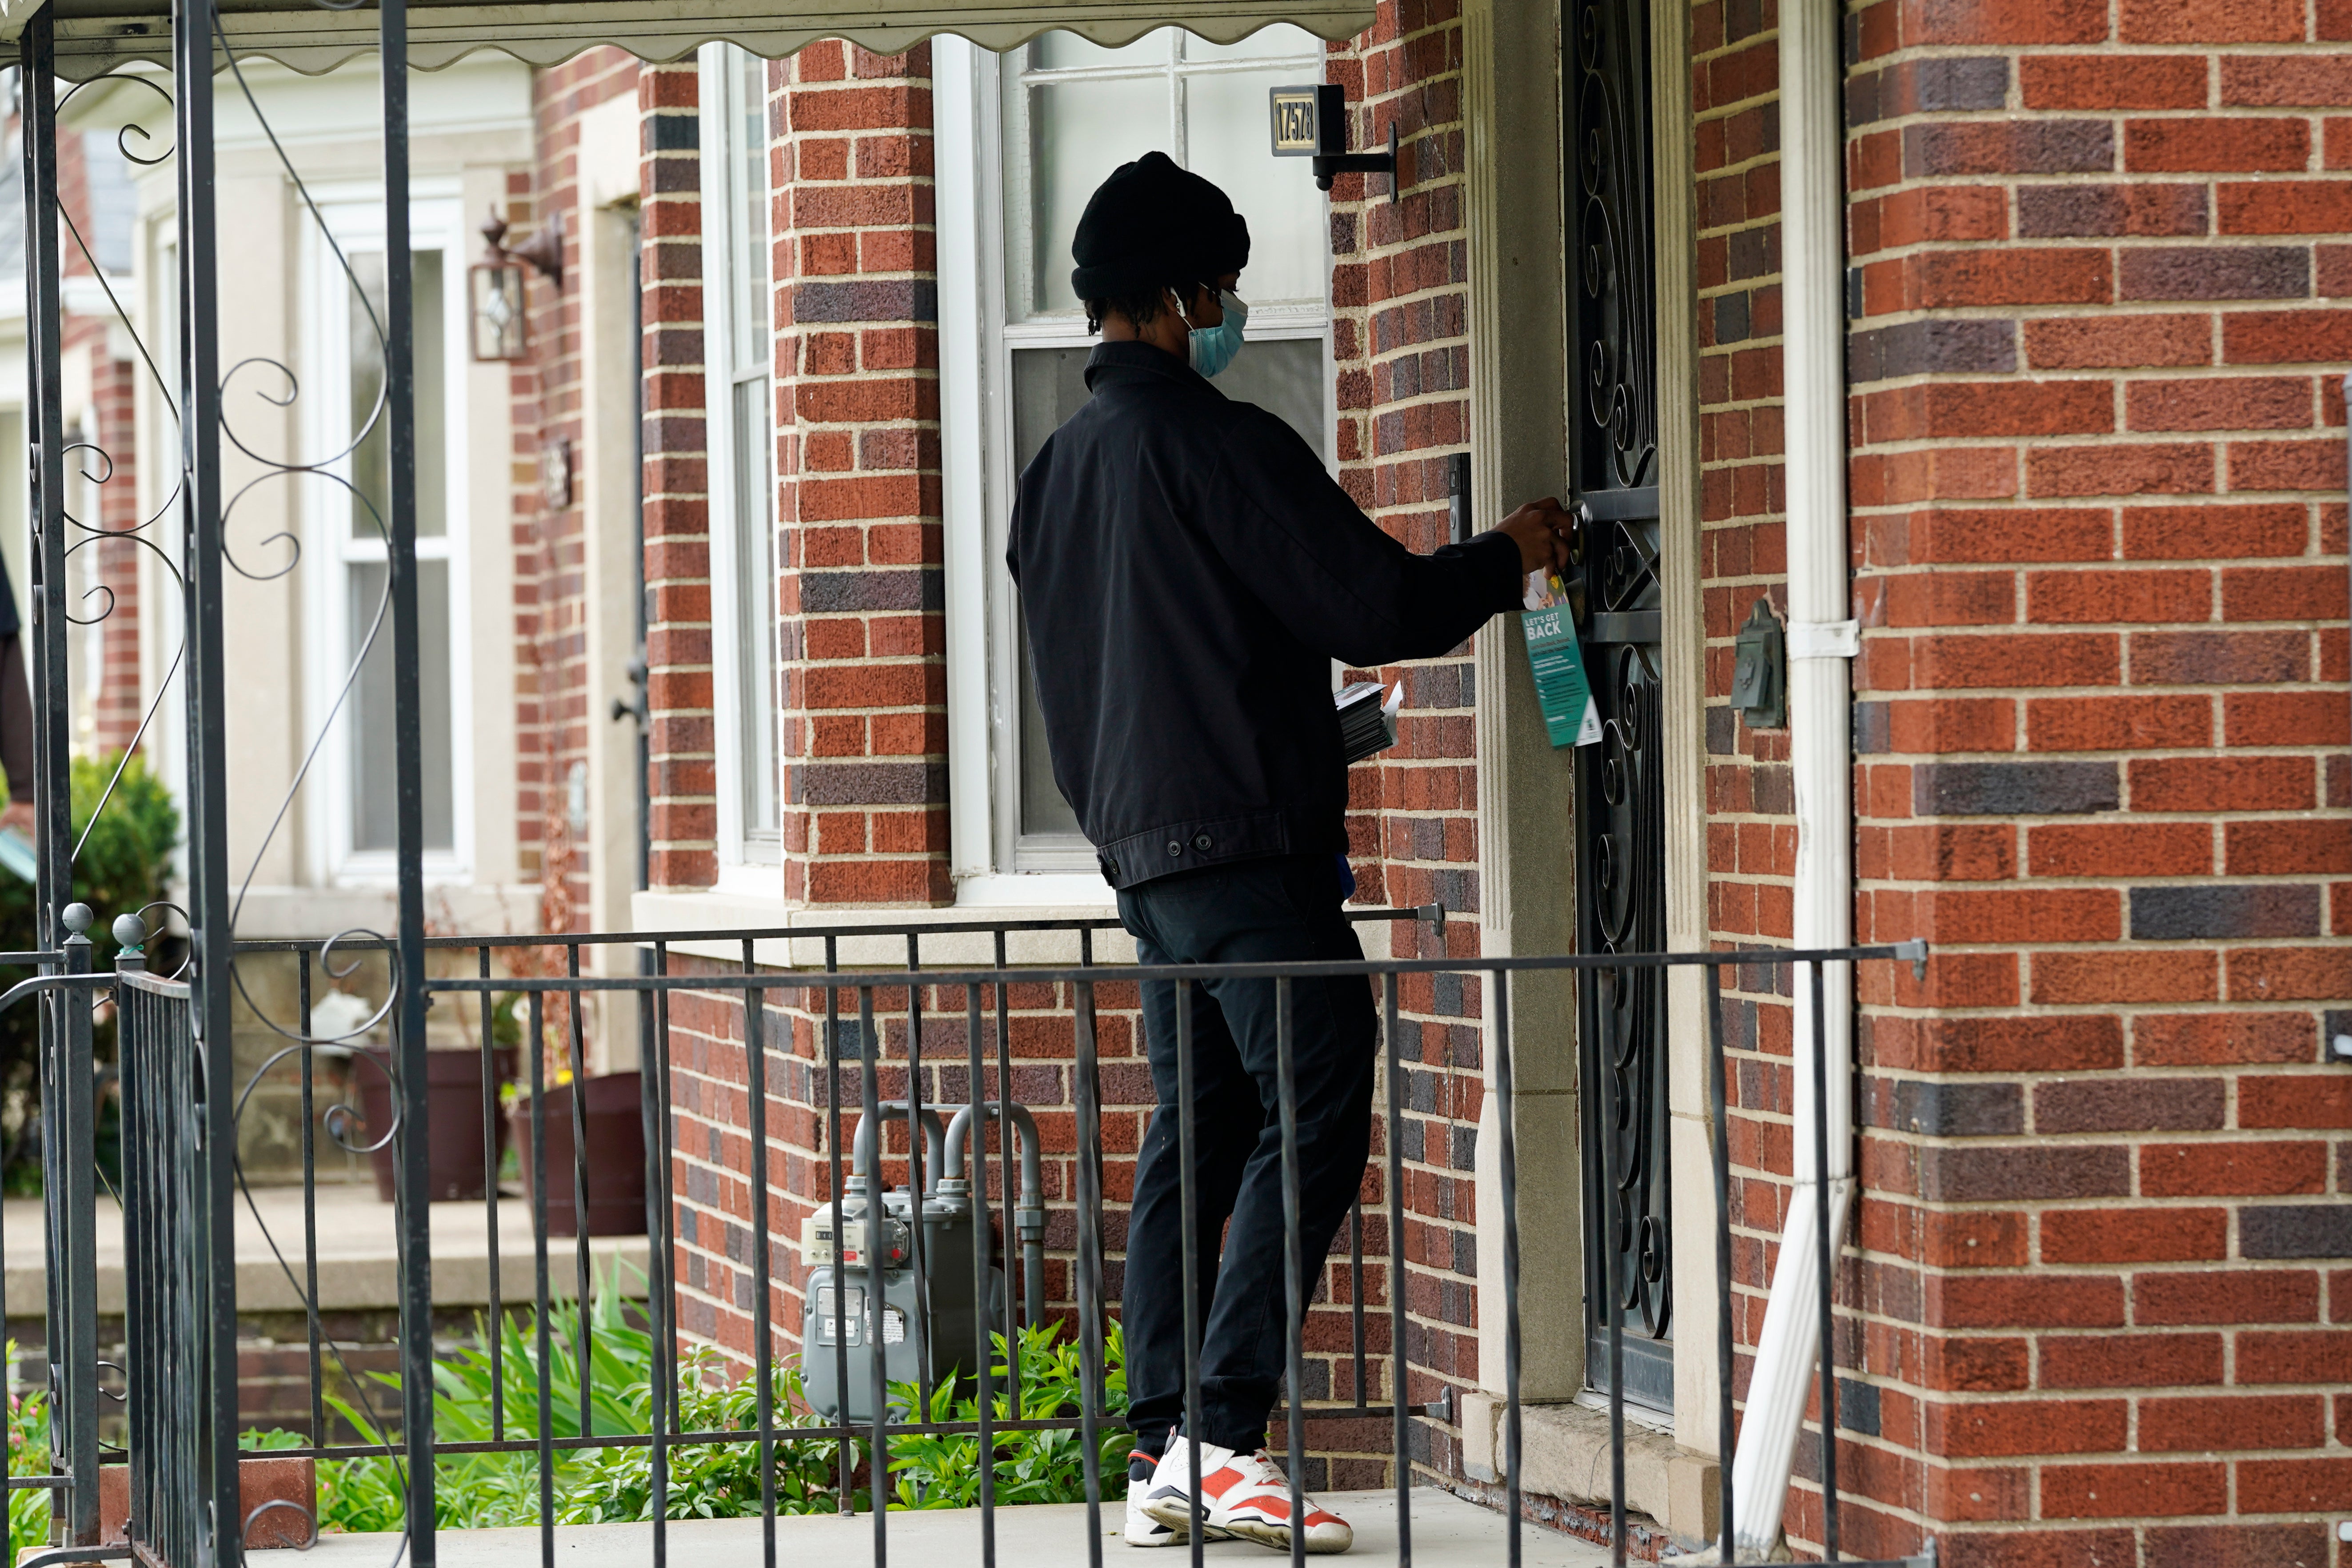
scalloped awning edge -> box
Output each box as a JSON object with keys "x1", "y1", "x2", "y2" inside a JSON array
[{"x1": 17, "y1": 0, "x2": 1377, "y2": 80}]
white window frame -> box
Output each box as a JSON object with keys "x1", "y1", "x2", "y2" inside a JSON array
[
  {"x1": 300, "y1": 187, "x2": 475, "y2": 886},
  {"x1": 699, "y1": 41, "x2": 783, "y2": 889},
  {"x1": 936, "y1": 30, "x2": 1336, "y2": 903}
]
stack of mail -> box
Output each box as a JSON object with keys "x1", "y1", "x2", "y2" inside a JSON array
[{"x1": 1335, "y1": 682, "x2": 1404, "y2": 764}]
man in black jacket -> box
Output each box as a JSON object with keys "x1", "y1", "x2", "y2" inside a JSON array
[{"x1": 1009, "y1": 152, "x2": 1569, "y2": 1555}]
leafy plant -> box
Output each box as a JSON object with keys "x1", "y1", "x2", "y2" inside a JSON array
[
  {"x1": 0, "y1": 752, "x2": 181, "y2": 1192},
  {"x1": 885, "y1": 1321, "x2": 1134, "y2": 1511},
  {"x1": 550, "y1": 1353, "x2": 862, "y2": 1523},
  {"x1": 239, "y1": 1274, "x2": 1133, "y2": 1532},
  {"x1": 7, "y1": 1343, "x2": 51, "y2": 1558}
]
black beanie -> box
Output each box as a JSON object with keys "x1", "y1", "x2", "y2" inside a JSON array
[{"x1": 1069, "y1": 151, "x2": 1252, "y2": 301}]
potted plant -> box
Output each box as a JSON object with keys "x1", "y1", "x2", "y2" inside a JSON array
[
  {"x1": 504, "y1": 1068, "x2": 647, "y2": 1237},
  {"x1": 324, "y1": 987, "x2": 514, "y2": 1205}
]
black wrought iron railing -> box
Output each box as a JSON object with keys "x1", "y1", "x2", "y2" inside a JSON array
[
  {"x1": 112, "y1": 954, "x2": 207, "y2": 1564},
  {"x1": 9, "y1": 908, "x2": 1933, "y2": 1568}
]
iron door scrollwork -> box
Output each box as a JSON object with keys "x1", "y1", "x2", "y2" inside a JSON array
[{"x1": 1566, "y1": 0, "x2": 1672, "y2": 1413}]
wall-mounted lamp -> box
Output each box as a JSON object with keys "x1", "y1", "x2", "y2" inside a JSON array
[
  {"x1": 467, "y1": 206, "x2": 563, "y2": 363},
  {"x1": 1268, "y1": 83, "x2": 1401, "y2": 205},
  {"x1": 467, "y1": 255, "x2": 526, "y2": 362}
]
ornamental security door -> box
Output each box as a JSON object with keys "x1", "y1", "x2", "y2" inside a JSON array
[{"x1": 1564, "y1": 0, "x2": 1671, "y2": 1412}]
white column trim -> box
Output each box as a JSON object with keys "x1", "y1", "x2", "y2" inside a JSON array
[
  {"x1": 1731, "y1": 0, "x2": 1856, "y2": 1551},
  {"x1": 1466, "y1": 0, "x2": 1579, "y2": 1405},
  {"x1": 933, "y1": 34, "x2": 994, "y2": 887},
  {"x1": 1653, "y1": 0, "x2": 1717, "y2": 1471}
]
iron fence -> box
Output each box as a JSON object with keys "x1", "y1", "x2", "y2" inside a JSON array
[
  {"x1": 8, "y1": 906, "x2": 1932, "y2": 1568},
  {"x1": 112, "y1": 952, "x2": 207, "y2": 1564}
]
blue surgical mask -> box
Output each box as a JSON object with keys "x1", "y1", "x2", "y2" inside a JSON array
[{"x1": 1186, "y1": 289, "x2": 1248, "y2": 378}]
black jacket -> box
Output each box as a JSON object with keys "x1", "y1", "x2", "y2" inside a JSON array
[{"x1": 1007, "y1": 341, "x2": 1523, "y2": 891}]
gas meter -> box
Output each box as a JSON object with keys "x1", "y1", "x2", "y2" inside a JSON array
[{"x1": 801, "y1": 1100, "x2": 1046, "y2": 1424}]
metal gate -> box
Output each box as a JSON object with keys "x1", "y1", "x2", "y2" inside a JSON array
[
  {"x1": 114, "y1": 960, "x2": 210, "y2": 1565},
  {"x1": 1563, "y1": 0, "x2": 1673, "y2": 1413}
]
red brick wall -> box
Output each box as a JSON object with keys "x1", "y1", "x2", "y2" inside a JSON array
[
  {"x1": 641, "y1": 60, "x2": 717, "y2": 892},
  {"x1": 67, "y1": 338, "x2": 143, "y2": 759},
  {"x1": 659, "y1": 961, "x2": 1144, "y2": 1379},
  {"x1": 775, "y1": 42, "x2": 950, "y2": 908},
  {"x1": 1837, "y1": 3, "x2": 2352, "y2": 1564},
  {"x1": 1326, "y1": 0, "x2": 1503, "y2": 1503},
  {"x1": 637, "y1": 44, "x2": 950, "y2": 908}
]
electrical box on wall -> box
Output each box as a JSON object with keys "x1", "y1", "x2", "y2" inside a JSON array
[{"x1": 1730, "y1": 597, "x2": 1786, "y2": 730}]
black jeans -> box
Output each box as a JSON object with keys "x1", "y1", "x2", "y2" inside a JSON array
[{"x1": 1116, "y1": 854, "x2": 1376, "y2": 1455}]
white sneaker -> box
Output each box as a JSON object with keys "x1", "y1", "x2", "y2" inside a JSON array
[
  {"x1": 1126, "y1": 1468, "x2": 1182, "y2": 1547},
  {"x1": 1125, "y1": 1454, "x2": 1233, "y2": 1547},
  {"x1": 1140, "y1": 1435, "x2": 1354, "y2": 1555}
]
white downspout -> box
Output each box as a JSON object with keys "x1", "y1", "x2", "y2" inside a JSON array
[{"x1": 1728, "y1": 0, "x2": 1856, "y2": 1553}]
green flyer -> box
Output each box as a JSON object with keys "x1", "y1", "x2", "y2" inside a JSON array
[{"x1": 1521, "y1": 571, "x2": 1602, "y2": 749}]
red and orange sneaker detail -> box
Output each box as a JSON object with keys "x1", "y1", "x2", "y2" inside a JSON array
[{"x1": 1140, "y1": 1436, "x2": 1354, "y2": 1555}]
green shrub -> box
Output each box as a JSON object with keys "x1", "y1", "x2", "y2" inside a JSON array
[
  {"x1": 881, "y1": 1320, "x2": 1134, "y2": 1511},
  {"x1": 0, "y1": 751, "x2": 182, "y2": 961},
  {"x1": 7, "y1": 1343, "x2": 51, "y2": 1559},
  {"x1": 0, "y1": 753, "x2": 181, "y2": 1192},
  {"x1": 243, "y1": 1270, "x2": 1133, "y2": 1532}
]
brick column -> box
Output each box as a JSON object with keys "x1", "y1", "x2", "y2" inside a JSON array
[
  {"x1": 1328, "y1": 0, "x2": 1492, "y2": 1495},
  {"x1": 641, "y1": 61, "x2": 719, "y2": 892},
  {"x1": 775, "y1": 43, "x2": 950, "y2": 907},
  {"x1": 1843, "y1": 3, "x2": 2352, "y2": 1563}
]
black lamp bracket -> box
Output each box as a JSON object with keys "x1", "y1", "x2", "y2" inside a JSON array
[
  {"x1": 1314, "y1": 122, "x2": 1401, "y2": 205},
  {"x1": 480, "y1": 205, "x2": 564, "y2": 289}
]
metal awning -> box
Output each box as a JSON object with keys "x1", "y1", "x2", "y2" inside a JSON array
[{"x1": 8, "y1": 0, "x2": 1375, "y2": 79}]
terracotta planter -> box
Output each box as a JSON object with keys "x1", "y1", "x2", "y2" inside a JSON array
[
  {"x1": 101, "y1": 1455, "x2": 315, "y2": 1548},
  {"x1": 507, "y1": 1072, "x2": 647, "y2": 1237},
  {"x1": 356, "y1": 1047, "x2": 510, "y2": 1203}
]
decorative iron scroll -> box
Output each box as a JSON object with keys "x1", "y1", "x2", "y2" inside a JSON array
[
  {"x1": 1576, "y1": 638, "x2": 1672, "y2": 1407},
  {"x1": 1568, "y1": 0, "x2": 1657, "y2": 495},
  {"x1": 1566, "y1": 0, "x2": 1670, "y2": 1411}
]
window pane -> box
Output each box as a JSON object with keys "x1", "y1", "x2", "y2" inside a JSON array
[
  {"x1": 416, "y1": 251, "x2": 446, "y2": 536},
  {"x1": 1206, "y1": 336, "x2": 1327, "y2": 461},
  {"x1": 1030, "y1": 28, "x2": 1171, "y2": 71},
  {"x1": 348, "y1": 249, "x2": 448, "y2": 539},
  {"x1": 1017, "y1": 621, "x2": 1080, "y2": 839},
  {"x1": 349, "y1": 558, "x2": 453, "y2": 851},
  {"x1": 732, "y1": 376, "x2": 779, "y2": 835},
  {"x1": 78, "y1": 130, "x2": 137, "y2": 275},
  {"x1": 1007, "y1": 347, "x2": 1094, "y2": 840},
  {"x1": 1013, "y1": 339, "x2": 1324, "y2": 465},
  {"x1": 1029, "y1": 78, "x2": 1170, "y2": 315},
  {"x1": 731, "y1": 49, "x2": 771, "y2": 375},
  {"x1": 1182, "y1": 24, "x2": 1319, "y2": 60},
  {"x1": 1010, "y1": 344, "x2": 1094, "y2": 471},
  {"x1": 1185, "y1": 70, "x2": 1325, "y2": 304}
]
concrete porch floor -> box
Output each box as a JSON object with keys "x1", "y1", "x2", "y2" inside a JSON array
[{"x1": 245, "y1": 1489, "x2": 1612, "y2": 1565}]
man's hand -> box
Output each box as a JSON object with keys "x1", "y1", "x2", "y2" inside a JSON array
[{"x1": 1497, "y1": 497, "x2": 1574, "y2": 577}]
